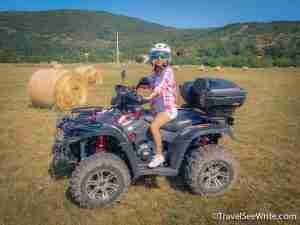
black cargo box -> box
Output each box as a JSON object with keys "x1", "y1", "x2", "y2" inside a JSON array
[{"x1": 180, "y1": 77, "x2": 247, "y2": 117}]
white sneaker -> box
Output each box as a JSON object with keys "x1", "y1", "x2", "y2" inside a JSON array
[{"x1": 148, "y1": 154, "x2": 165, "y2": 168}]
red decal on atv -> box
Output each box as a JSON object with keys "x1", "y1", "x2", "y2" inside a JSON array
[
  {"x1": 96, "y1": 136, "x2": 107, "y2": 152},
  {"x1": 127, "y1": 132, "x2": 136, "y2": 141}
]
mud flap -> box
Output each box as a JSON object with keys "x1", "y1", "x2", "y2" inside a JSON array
[{"x1": 227, "y1": 127, "x2": 238, "y2": 141}]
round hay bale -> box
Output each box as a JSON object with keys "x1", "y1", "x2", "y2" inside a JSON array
[
  {"x1": 214, "y1": 66, "x2": 222, "y2": 71},
  {"x1": 50, "y1": 61, "x2": 59, "y2": 66},
  {"x1": 53, "y1": 63, "x2": 64, "y2": 69},
  {"x1": 173, "y1": 65, "x2": 181, "y2": 71},
  {"x1": 242, "y1": 66, "x2": 249, "y2": 71},
  {"x1": 199, "y1": 64, "x2": 206, "y2": 71},
  {"x1": 28, "y1": 69, "x2": 87, "y2": 111},
  {"x1": 74, "y1": 65, "x2": 103, "y2": 85}
]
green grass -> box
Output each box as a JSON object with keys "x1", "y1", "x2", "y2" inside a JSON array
[{"x1": 0, "y1": 64, "x2": 299, "y2": 225}]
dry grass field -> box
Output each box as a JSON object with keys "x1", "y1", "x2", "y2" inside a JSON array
[{"x1": 0, "y1": 63, "x2": 299, "y2": 225}]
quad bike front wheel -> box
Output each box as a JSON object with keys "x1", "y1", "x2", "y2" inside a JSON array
[
  {"x1": 70, "y1": 152, "x2": 131, "y2": 208},
  {"x1": 184, "y1": 144, "x2": 239, "y2": 196}
]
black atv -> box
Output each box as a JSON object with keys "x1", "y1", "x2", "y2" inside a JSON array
[{"x1": 50, "y1": 76, "x2": 247, "y2": 208}]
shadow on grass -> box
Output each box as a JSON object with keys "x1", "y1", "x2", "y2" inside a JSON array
[
  {"x1": 27, "y1": 103, "x2": 62, "y2": 113},
  {"x1": 65, "y1": 187, "x2": 81, "y2": 208},
  {"x1": 133, "y1": 175, "x2": 190, "y2": 193},
  {"x1": 132, "y1": 175, "x2": 160, "y2": 189},
  {"x1": 166, "y1": 175, "x2": 190, "y2": 193}
]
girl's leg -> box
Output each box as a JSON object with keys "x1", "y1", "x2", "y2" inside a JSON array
[
  {"x1": 150, "y1": 112, "x2": 171, "y2": 155},
  {"x1": 148, "y1": 112, "x2": 171, "y2": 168}
]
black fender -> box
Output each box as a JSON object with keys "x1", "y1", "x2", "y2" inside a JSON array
[
  {"x1": 169, "y1": 126, "x2": 232, "y2": 171},
  {"x1": 69, "y1": 123, "x2": 139, "y2": 178}
]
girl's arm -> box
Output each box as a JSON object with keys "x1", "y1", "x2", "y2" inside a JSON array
[
  {"x1": 146, "y1": 68, "x2": 174, "y2": 100},
  {"x1": 154, "y1": 68, "x2": 173, "y2": 95}
]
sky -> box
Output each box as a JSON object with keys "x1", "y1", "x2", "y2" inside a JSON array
[{"x1": 0, "y1": 0, "x2": 300, "y2": 28}]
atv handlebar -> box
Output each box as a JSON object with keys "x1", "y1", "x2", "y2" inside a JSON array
[
  {"x1": 71, "y1": 84, "x2": 149, "y2": 114},
  {"x1": 115, "y1": 84, "x2": 149, "y2": 105}
]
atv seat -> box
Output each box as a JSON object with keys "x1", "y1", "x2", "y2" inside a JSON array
[{"x1": 144, "y1": 110, "x2": 193, "y2": 132}]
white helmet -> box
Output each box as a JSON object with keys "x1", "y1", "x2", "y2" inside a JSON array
[{"x1": 149, "y1": 43, "x2": 172, "y2": 63}]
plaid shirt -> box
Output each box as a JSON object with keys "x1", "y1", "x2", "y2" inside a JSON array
[{"x1": 149, "y1": 66, "x2": 177, "y2": 114}]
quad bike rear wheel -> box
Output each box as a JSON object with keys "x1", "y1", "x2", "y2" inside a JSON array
[
  {"x1": 70, "y1": 152, "x2": 131, "y2": 208},
  {"x1": 184, "y1": 144, "x2": 239, "y2": 196}
]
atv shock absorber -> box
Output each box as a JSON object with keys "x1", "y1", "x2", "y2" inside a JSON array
[{"x1": 96, "y1": 136, "x2": 107, "y2": 152}]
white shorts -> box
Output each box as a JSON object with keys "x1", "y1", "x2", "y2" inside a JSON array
[{"x1": 167, "y1": 109, "x2": 178, "y2": 120}]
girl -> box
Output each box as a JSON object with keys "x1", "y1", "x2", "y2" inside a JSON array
[{"x1": 144, "y1": 43, "x2": 178, "y2": 168}]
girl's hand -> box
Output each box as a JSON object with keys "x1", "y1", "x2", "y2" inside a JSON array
[
  {"x1": 144, "y1": 96, "x2": 152, "y2": 101},
  {"x1": 146, "y1": 91, "x2": 159, "y2": 100}
]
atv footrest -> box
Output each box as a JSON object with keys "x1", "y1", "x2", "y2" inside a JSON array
[{"x1": 137, "y1": 164, "x2": 177, "y2": 176}]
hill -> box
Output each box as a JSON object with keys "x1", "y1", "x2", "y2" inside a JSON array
[{"x1": 0, "y1": 10, "x2": 299, "y2": 67}]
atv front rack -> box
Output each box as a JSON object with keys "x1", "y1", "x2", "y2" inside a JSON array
[{"x1": 71, "y1": 106, "x2": 104, "y2": 113}]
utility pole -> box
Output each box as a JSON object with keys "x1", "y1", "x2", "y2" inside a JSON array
[
  {"x1": 84, "y1": 52, "x2": 89, "y2": 64},
  {"x1": 116, "y1": 32, "x2": 120, "y2": 64}
]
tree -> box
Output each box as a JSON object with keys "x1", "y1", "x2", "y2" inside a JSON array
[
  {"x1": 293, "y1": 55, "x2": 300, "y2": 67},
  {"x1": 256, "y1": 57, "x2": 274, "y2": 67},
  {"x1": 273, "y1": 57, "x2": 293, "y2": 67},
  {"x1": 0, "y1": 49, "x2": 18, "y2": 63}
]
